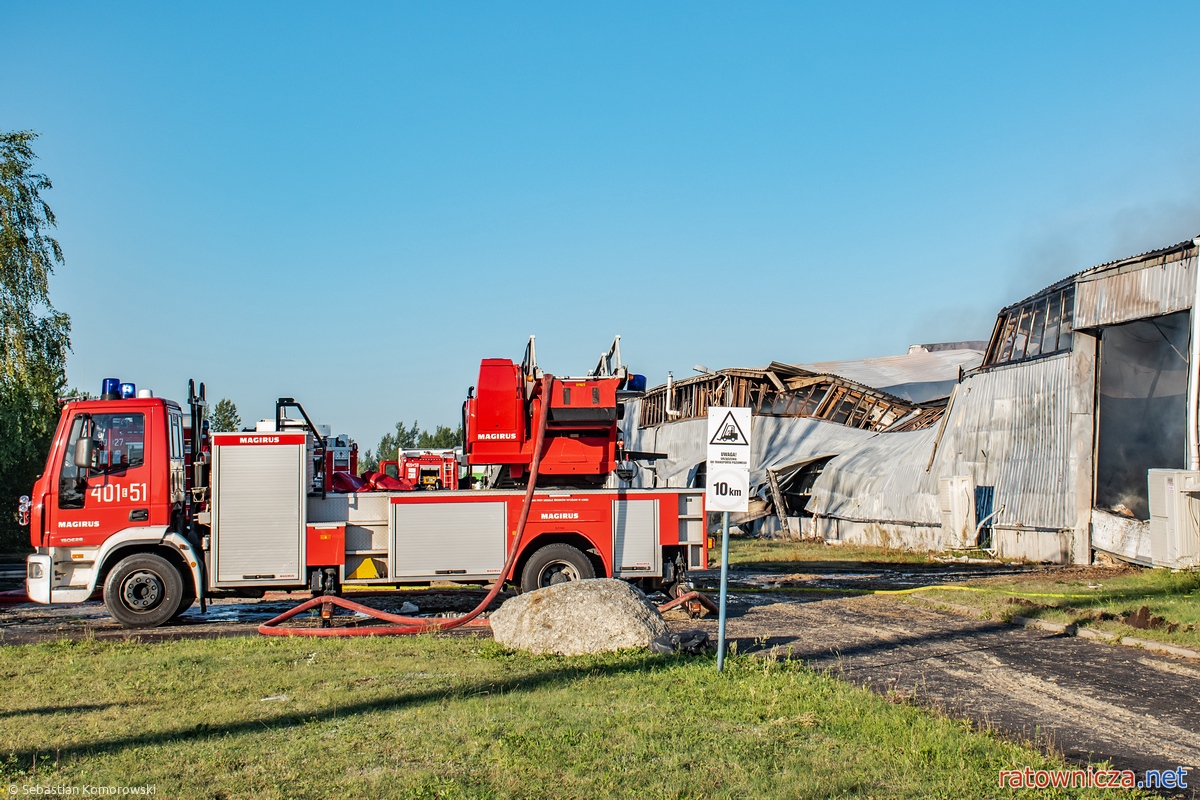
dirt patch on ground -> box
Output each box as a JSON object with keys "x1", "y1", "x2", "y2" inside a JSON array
[
  {"x1": 966, "y1": 564, "x2": 1143, "y2": 585},
  {"x1": 671, "y1": 591, "x2": 1200, "y2": 792}
]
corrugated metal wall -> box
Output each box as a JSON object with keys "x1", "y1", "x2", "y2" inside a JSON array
[
  {"x1": 808, "y1": 354, "x2": 1074, "y2": 530},
  {"x1": 1075, "y1": 252, "x2": 1195, "y2": 328},
  {"x1": 945, "y1": 353, "x2": 1073, "y2": 529}
]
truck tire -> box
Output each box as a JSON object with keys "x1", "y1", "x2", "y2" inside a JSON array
[
  {"x1": 519, "y1": 543, "x2": 596, "y2": 593},
  {"x1": 172, "y1": 585, "x2": 197, "y2": 619},
  {"x1": 103, "y1": 553, "x2": 185, "y2": 629}
]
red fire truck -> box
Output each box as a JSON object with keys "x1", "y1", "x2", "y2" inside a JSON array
[
  {"x1": 21, "y1": 338, "x2": 706, "y2": 628},
  {"x1": 381, "y1": 450, "x2": 460, "y2": 491}
]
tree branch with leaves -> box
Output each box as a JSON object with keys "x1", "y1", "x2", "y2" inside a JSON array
[
  {"x1": 0, "y1": 131, "x2": 71, "y2": 552},
  {"x1": 209, "y1": 398, "x2": 242, "y2": 432}
]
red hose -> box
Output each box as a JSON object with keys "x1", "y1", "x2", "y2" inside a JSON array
[
  {"x1": 657, "y1": 590, "x2": 718, "y2": 616},
  {"x1": 259, "y1": 375, "x2": 554, "y2": 637}
]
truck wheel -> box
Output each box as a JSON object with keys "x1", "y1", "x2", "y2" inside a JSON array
[
  {"x1": 172, "y1": 592, "x2": 196, "y2": 619},
  {"x1": 103, "y1": 553, "x2": 185, "y2": 629},
  {"x1": 172, "y1": 582, "x2": 197, "y2": 619},
  {"x1": 520, "y1": 543, "x2": 595, "y2": 593}
]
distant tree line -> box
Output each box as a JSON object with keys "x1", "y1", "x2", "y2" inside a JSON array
[{"x1": 358, "y1": 420, "x2": 463, "y2": 474}]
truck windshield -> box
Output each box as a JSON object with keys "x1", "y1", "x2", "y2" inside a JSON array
[{"x1": 59, "y1": 412, "x2": 147, "y2": 509}]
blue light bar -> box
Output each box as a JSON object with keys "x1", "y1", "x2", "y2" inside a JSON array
[
  {"x1": 119, "y1": 383, "x2": 136, "y2": 399},
  {"x1": 101, "y1": 378, "x2": 121, "y2": 400}
]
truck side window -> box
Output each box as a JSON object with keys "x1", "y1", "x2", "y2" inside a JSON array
[
  {"x1": 57, "y1": 413, "x2": 147, "y2": 509},
  {"x1": 169, "y1": 413, "x2": 184, "y2": 460},
  {"x1": 91, "y1": 413, "x2": 146, "y2": 471},
  {"x1": 58, "y1": 416, "x2": 88, "y2": 509}
]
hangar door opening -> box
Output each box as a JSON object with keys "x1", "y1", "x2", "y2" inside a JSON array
[{"x1": 1095, "y1": 311, "x2": 1189, "y2": 520}]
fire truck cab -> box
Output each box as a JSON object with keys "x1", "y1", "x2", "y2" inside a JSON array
[{"x1": 24, "y1": 391, "x2": 199, "y2": 625}]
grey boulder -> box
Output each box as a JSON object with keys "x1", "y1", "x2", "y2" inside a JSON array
[{"x1": 489, "y1": 578, "x2": 668, "y2": 655}]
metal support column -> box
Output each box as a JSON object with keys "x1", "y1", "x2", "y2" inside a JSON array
[{"x1": 716, "y1": 511, "x2": 731, "y2": 672}]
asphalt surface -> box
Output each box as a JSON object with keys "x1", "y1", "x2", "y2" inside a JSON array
[{"x1": 0, "y1": 588, "x2": 508, "y2": 645}]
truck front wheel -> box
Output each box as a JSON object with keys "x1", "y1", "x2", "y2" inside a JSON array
[
  {"x1": 103, "y1": 553, "x2": 185, "y2": 628},
  {"x1": 519, "y1": 543, "x2": 596, "y2": 593}
]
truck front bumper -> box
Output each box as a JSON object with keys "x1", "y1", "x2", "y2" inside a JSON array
[{"x1": 25, "y1": 554, "x2": 51, "y2": 604}]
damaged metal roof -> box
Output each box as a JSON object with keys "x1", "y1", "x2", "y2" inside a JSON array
[
  {"x1": 638, "y1": 364, "x2": 937, "y2": 432},
  {"x1": 791, "y1": 347, "x2": 983, "y2": 404}
]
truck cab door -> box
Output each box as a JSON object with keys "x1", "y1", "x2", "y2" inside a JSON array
[{"x1": 52, "y1": 410, "x2": 153, "y2": 550}]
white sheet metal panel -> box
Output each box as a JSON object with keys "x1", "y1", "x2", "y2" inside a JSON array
[
  {"x1": 213, "y1": 443, "x2": 305, "y2": 585},
  {"x1": 619, "y1": 400, "x2": 876, "y2": 490},
  {"x1": 749, "y1": 416, "x2": 877, "y2": 486},
  {"x1": 309, "y1": 493, "x2": 392, "y2": 555},
  {"x1": 612, "y1": 499, "x2": 658, "y2": 574},
  {"x1": 392, "y1": 502, "x2": 506, "y2": 578},
  {"x1": 795, "y1": 349, "x2": 983, "y2": 403},
  {"x1": 808, "y1": 354, "x2": 1075, "y2": 531},
  {"x1": 1075, "y1": 253, "x2": 1195, "y2": 329},
  {"x1": 619, "y1": 406, "x2": 705, "y2": 487},
  {"x1": 1091, "y1": 509, "x2": 1153, "y2": 564},
  {"x1": 805, "y1": 427, "x2": 941, "y2": 524},
  {"x1": 308, "y1": 493, "x2": 393, "y2": 524}
]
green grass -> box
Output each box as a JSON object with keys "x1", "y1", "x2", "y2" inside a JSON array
[
  {"x1": 721, "y1": 536, "x2": 935, "y2": 569},
  {"x1": 912, "y1": 567, "x2": 1200, "y2": 650},
  {"x1": 0, "y1": 635, "x2": 1136, "y2": 799}
]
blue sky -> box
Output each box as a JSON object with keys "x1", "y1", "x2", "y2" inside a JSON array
[{"x1": 4, "y1": 3, "x2": 1200, "y2": 448}]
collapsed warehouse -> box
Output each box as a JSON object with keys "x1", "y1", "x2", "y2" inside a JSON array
[{"x1": 620, "y1": 236, "x2": 1200, "y2": 567}]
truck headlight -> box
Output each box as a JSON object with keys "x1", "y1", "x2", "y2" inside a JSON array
[{"x1": 27, "y1": 561, "x2": 43, "y2": 580}]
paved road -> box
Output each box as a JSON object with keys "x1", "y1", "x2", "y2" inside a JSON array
[{"x1": 678, "y1": 591, "x2": 1200, "y2": 794}]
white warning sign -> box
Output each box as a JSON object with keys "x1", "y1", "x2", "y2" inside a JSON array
[{"x1": 706, "y1": 406, "x2": 752, "y2": 513}]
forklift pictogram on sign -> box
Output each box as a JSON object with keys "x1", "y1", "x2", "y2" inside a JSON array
[{"x1": 708, "y1": 411, "x2": 749, "y2": 447}]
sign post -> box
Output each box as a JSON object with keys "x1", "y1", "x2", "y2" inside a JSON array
[{"x1": 706, "y1": 406, "x2": 751, "y2": 672}]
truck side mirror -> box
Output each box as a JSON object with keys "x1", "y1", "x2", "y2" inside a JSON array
[{"x1": 74, "y1": 438, "x2": 95, "y2": 470}]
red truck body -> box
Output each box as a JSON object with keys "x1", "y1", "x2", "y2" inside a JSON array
[
  {"x1": 21, "y1": 340, "x2": 703, "y2": 628},
  {"x1": 464, "y1": 362, "x2": 622, "y2": 483}
]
